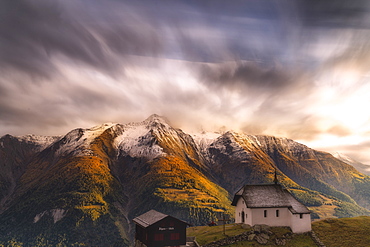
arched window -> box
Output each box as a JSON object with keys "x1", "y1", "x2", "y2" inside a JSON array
[{"x1": 241, "y1": 211, "x2": 245, "y2": 223}]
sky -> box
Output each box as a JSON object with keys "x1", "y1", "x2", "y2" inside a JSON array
[{"x1": 1, "y1": 0, "x2": 370, "y2": 164}]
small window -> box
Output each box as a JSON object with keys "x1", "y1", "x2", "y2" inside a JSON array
[
  {"x1": 276, "y1": 210, "x2": 279, "y2": 217},
  {"x1": 170, "y1": 233, "x2": 180, "y2": 240},
  {"x1": 300, "y1": 214, "x2": 303, "y2": 219},
  {"x1": 154, "y1": 234, "x2": 164, "y2": 241},
  {"x1": 264, "y1": 210, "x2": 267, "y2": 218}
]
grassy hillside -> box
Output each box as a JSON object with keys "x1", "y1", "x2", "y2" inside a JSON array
[
  {"x1": 187, "y1": 224, "x2": 247, "y2": 245},
  {"x1": 188, "y1": 217, "x2": 370, "y2": 247},
  {"x1": 187, "y1": 224, "x2": 316, "y2": 247},
  {"x1": 312, "y1": 216, "x2": 370, "y2": 247}
]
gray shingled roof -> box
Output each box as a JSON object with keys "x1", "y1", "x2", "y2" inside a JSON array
[
  {"x1": 133, "y1": 210, "x2": 168, "y2": 228},
  {"x1": 133, "y1": 209, "x2": 191, "y2": 228},
  {"x1": 233, "y1": 184, "x2": 310, "y2": 214}
]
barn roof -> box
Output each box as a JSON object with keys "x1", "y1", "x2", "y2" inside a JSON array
[
  {"x1": 133, "y1": 210, "x2": 167, "y2": 228},
  {"x1": 231, "y1": 184, "x2": 310, "y2": 214},
  {"x1": 133, "y1": 209, "x2": 190, "y2": 228}
]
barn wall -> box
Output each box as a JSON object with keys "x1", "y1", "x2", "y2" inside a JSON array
[{"x1": 146, "y1": 217, "x2": 187, "y2": 247}]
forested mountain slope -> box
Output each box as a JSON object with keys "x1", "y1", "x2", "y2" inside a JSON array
[{"x1": 0, "y1": 114, "x2": 369, "y2": 246}]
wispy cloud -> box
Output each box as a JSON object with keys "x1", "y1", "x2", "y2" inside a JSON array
[{"x1": 1, "y1": 0, "x2": 370, "y2": 163}]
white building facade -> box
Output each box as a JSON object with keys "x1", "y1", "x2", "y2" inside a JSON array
[{"x1": 232, "y1": 184, "x2": 311, "y2": 233}]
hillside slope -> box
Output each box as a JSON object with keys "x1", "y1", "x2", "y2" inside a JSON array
[
  {"x1": 187, "y1": 216, "x2": 370, "y2": 247},
  {"x1": 0, "y1": 114, "x2": 370, "y2": 245},
  {"x1": 333, "y1": 152, "x2": 370, "y2": 176},
  {"x1": 200, "y1": 131, "x2": 370, "y2": 218},
  {"x1": 0, "y1": 124, "x2": 130, "y2": 246},
  {"x1": 312, "y1": 216, "x2": 370, "y2": 247}
]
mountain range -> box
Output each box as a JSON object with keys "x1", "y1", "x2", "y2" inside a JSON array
[
  {"x1": 1, "y1": 114, "x2": 370, "y2": 246},
  {"x1": 332, "y1": 152, "x2": 370, "y2": 176}
]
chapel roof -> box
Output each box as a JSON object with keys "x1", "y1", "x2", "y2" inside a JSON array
[{"x1": 231, "y1": 184, "x2": 310, "y2": 214}]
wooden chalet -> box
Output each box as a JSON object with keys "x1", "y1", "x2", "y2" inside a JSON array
[{"x1": 133, "y1": 210, "x2": 190, "y2": 247}]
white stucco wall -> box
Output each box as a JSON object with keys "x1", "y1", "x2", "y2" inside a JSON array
[
  {"x1": 235, "y1": 197, "x2": 252, "y2": 225},
  {"x1": 250, "y1": 207, "x2": 291, "y2": 227},
  {"x1": 234, "y1": 198, "x2": 311, "y2": 233},
  {"x1": 290, "y1": 213, "x2": 312, "y2": 233}
]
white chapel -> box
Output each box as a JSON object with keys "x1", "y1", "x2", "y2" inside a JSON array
[{"x1": 231, "y1": 181, "x2": 311, "y2": 233}]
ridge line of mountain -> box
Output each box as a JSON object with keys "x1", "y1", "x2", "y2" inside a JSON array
[{"x1": 1, "y1": 114, "x2": 370, "y2": 246}]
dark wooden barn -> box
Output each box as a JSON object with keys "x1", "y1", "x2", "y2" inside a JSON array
[{"x1": 133, "y1": 210, "x2": 190, "y2": 247}]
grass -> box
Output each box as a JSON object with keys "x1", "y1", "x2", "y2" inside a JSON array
[
  {"x1": 222, "y1": 235, "x2": 315, "y2": 247},
  {"x1": 310, "y1": 204, "x2": 337, "y2": 219},
  {"x1": 309, "y1": 195, "x2": 337, "y2": 219},
  {"x1": 189, "y1": 217, "x2": 370, "y2": 247},
  {"x1": 312, "y1": 216, "x2": 370, "y2": 247},
  {"x1": 187, "y1": 224, "x2": 249, "y2": 246},
  {"x1": 187, "y1": 224, "x2": 316, "y2": 247}
]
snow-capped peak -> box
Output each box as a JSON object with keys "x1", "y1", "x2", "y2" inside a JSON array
[
  {"x1": 88, "y1": 122, "x2": 117, "y2": 132},
  {"x1": 16, "y1": 134, "x2": 61, "y2": 149},
  {"x1": 113, "y1": 118, "x2": 164, "y2": 160},
  {"x1": 144, "y1": 114, "x2": 168, "y2": 123},
  {"x1": 83, "y1": 123, "x2": 117, "y2": 142},
  {"x1": 142, "y1": 114, "x2": 173, "y2": 130},
  {"x1": 55, "y1": 123, "x2": 117, "y2": 156},
  {"x1": 190, "y1": 131, "x2": 221, "y2": 149}
]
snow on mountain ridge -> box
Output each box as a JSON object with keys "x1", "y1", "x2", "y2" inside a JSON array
[
  {"x1": 122, "y1": 114, "x2": 171, "y2": 129},
  {"x1": 55, "y1": 123, "x2": 117, "y2": 156},
  {"x1": 332, "y1": 152, "x2": 370, "y2": 175},
  {"x1": 189, "y1": 130, "x2": 316, "y2": 164},
  {"x1": 2, "y1": 115, "x2": 318, "y2": 163},
  {"x1": 332, "y1": 152, "x2": 354, "y2": 163},
  {"x1": 253, "y1": 134, "x2": 313, "y2": 156},
  {"x1": 0, "y1": 134, "x2": 61, "y2": 151},
  {"x1": 52, "y1": 116, "x2": 171, "y2": 159},
  {"x1": 16, "y1": 134, "x2": 61, "y2": 146},
  {"x1": 114, "y1": 123, "x2": 164, "y2": 160},
  {"x1": 190, "y1": 132, "x2": 221, "y2": 147}
]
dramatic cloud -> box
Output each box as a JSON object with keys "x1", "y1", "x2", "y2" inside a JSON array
[{"x1": 1, "y1": 0, "x2": 370, "y2": 164}]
